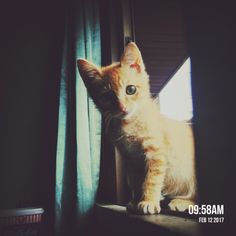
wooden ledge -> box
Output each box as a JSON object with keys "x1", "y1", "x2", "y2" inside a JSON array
[{"x1": 95, "y1": 204, "x2": 201, "y2": 236}]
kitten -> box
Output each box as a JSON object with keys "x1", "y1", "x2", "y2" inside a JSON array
[{"x1": 77, "y1": 42, "x2": 196, "y2": 214}]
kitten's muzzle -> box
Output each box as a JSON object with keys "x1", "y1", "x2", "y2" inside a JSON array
[{"x1": 118, "y1": 102, "x2": 128, "y2": 115}]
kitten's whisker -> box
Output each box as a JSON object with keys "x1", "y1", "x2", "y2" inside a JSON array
[{"x1": 115, "y1": 134, "x2": 125, "y2": 143}]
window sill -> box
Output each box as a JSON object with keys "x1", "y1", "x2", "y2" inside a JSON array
[{"x1": 95, "y1": 204, "x2": 201, "y2": 236}]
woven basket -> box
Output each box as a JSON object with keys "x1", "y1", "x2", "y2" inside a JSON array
[{"x1": 0, "y1": 208, "x2": 44, "y2": 236}]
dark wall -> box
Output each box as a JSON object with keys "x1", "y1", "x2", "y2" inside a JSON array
[
  {"x1": 183, "y1": 2, "x2": 236, "y2": 235},
  {"x1": 133, "y1": 0, "x2": 188, "y2": 96},
  {"x1": 0, "y1": 0, "x2": 66, "y2": 229}
]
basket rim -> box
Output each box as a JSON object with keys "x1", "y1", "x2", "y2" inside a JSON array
[{"x1": 0, "y1": 207, "x2": 44, "y2": 217}]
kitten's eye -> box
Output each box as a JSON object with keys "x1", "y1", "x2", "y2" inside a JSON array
[{"x1": 126, "y1": 85, "x2": 136, "y2": 95}]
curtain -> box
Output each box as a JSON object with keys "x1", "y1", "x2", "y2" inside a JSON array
[{"x1": 55, "y1": 0, "x2": 101, "y2": 235}]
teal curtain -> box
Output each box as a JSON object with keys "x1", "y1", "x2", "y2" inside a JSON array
[{"x1": 55, "y1": 0, "x2": 101, "y2": 235}]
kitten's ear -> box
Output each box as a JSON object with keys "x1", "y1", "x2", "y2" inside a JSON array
[
  {"x1": 77, "y1": 59, "x2": 102, "y2": 87},
  {"x1": 120, "y1": 42, "x2": 145, "y2": 72}
]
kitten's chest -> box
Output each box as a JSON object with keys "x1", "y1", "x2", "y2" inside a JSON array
[
  {"x1": 115, "y1": 123, "x2": 146, "y2": 160},
  {"x1": 110, "y1": 118, "x2": 150, "y2": 158},
  {"x1": 116, "y1": 134, "x2": 145, "y2": 173},
  {"x1": 110, "y1": 119, "x2": 154, "y2": 172}
]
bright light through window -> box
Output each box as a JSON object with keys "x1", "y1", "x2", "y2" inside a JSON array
[{"x1": 158, "y1": 58, "x2": 193, "y2": 121}]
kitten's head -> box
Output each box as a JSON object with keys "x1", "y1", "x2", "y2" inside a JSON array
[{"x1": 77, "y1": 42, "x2": 150, "y2": 119}]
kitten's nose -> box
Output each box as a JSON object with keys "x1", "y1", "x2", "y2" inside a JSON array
[{"x1": 118, "y1": 102, "x2": 127, "y2": 114}]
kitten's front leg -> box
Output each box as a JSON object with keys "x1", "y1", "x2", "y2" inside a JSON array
[{"x1": 138, "y1": 145, "x2": 167, "y2": 214}]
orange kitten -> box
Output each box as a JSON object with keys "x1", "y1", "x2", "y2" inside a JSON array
[{"x1": 77, "y1": 42, "x2": 196, "y2": 214}]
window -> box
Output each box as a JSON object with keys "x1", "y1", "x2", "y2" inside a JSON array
[{"x1": 159, "y1": 58, "x2": 193, "y2": 121}]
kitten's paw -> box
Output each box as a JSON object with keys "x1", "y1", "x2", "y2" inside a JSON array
[
  {"x1": 137, "y1": 201, "x2": 161, "y2": 215},
  {"x1": 168, "y1": 199, "x2": 195, "y2": 212}
]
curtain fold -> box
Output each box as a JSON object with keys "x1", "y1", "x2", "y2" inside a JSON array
[{"x1": 55, "y1": 0, "x2": 101, "y2": 235}]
